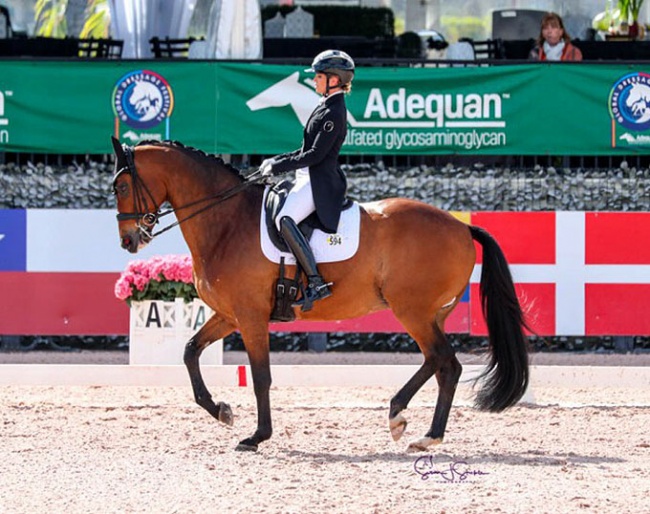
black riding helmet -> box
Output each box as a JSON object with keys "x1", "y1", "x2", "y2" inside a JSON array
[{"x1": 305, "y1": 49, "x2": 355, "y2": 89}]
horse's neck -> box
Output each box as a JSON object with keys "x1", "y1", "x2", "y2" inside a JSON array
[
  {"x1": 172, "y1": 164, "x2": 241, "y2": 201},
  {"x1": 167, "y1": 162, "x2": 258, "y2": 260}
]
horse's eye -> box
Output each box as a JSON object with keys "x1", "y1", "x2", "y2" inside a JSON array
[{"x1": 116, "y1": 182, "x2": 129, "y2": 197}]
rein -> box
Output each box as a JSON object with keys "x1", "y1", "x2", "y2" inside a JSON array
[
  {"x1": 152, "y1": 169, "x2": 268, "y2": 238},
  {"x1": 112, "y1": 145, "x2": 269, "y2": 241}
]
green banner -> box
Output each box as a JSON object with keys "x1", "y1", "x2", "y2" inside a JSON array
[
  {"x1": 0, "y1": 60, "x2": 649, "y2": 155},
  {"x1": 0, "y1": 61, "x2": 218, "y2": 154}
]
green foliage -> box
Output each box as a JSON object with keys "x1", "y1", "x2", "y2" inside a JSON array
[
  {"x1": 619, "y1": 0, "x2": 644, "y2": 21},
  {"x1": 592, "y1": 7, "x2": 621, "y2": 31},
  {"x1": 128, "y1": 279, "x2": 197, "y2": 306},
  {"x1": 394, "y1": 16, "x2": 405, "y2": 36},
  {"x1": 34, "y1": 0, "x2": 110, "y2": 39},
  {"x1": 34, "y1": 0, "x2": 67, "y2": 37},
  {"x1": 261, "y1": 5, "x2": 395, "y2": 39},
  {"x1": 79, "y1": 0, "x2": 110, "y2": 39},
  {"x1": 440, "y1": 15, "x2": 489, "y2": 42}
]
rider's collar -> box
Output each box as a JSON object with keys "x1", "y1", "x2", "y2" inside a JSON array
[{"x1": 320, "y1": 90, "x2": 344, "y2": 103}]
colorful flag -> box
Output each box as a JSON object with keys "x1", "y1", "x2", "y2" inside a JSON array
[
  {"x1": 3, "y1": 209, "x2": 648, "y2": 336},
  {"x1": 470, "y1": 212, "x2": 650, "y2": 336}
]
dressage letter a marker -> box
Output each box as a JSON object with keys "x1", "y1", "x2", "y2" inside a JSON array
[{"x1": 146, "y1": 302, "x2": 162, "y2": 328}]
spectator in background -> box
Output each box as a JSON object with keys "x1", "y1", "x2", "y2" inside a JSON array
[{"x1": 529, "y1": 12, "x2": 583, "y2": 61}]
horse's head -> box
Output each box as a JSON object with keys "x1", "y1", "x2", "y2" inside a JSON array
[
  {"x1": 626, "y1": 83, "x2": 650, "y2": 118},
  {"x1": 111, "y1": 137, "x2": 167, "y2": 253},
  {"x1": 129, "y1": 82, "x2": 162, "y2": 122}
]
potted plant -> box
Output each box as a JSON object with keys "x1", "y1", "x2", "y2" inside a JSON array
[
  {"x1": 115, "y1": 255, "x2": 222, "y2": 365},
  {"x1": 115, "y1": 254, "x2": 197, "y2": 305},
  {"x1": 619, "y1": 0, "x2": 645, "y2": 38},
  {"x1": 594, "y1": 0, "x2": 645, "y2": 38}
]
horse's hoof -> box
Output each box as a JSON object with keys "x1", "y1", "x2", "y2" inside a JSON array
[
  {"x1": 389, "y1": 413, "x2": 407, "y2": 441},
  {"x1": 217, "y1": 402, "x2": 234, "y2": 426},
  {"x1": 235, "y1": 440, "x2": 258, "y2": 452},
  {"x1": 406, "y1": 436, "x2": 442, "y2": 453}
]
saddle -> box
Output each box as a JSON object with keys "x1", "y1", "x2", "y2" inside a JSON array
[{"x1": 263, "y1": 178, "x2": 354, "y2": 253}]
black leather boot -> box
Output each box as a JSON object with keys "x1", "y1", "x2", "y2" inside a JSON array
[{"x1": 279, "y1": 216, "x2": 332, "y2": 312}]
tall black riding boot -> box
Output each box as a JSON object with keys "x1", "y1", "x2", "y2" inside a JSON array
[{"x1": 279, "y1": 216, "x2": 332, "y2": 312}]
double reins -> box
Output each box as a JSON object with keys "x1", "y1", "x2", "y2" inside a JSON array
[{"x1": 112, "y1": 145, "x2": 269, "y2": 241}]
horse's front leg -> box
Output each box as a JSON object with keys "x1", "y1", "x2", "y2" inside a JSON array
[
  {"x1": 184, "y1": 314, "x2": 235, "y2": 426},
  {"x1": 235, "y1": 324, "x2": 272, "y2": 452}
]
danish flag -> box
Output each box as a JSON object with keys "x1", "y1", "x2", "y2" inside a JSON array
[{"x1": 470, "y1": 212, "x2": 650, "y2": 336}]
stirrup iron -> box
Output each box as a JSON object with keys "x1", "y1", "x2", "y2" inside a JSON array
[
  {"x1": 278, "y1": 216, "x2": 333, "y2": 312},
  {"x1": 293, "y1": 276, "x2": 333, "y2": 312}
]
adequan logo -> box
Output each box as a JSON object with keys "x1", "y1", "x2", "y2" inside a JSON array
[
  {"x1": 245, "y1": 73, "x2": 507, "y2": 129},
  {"x1": 619, "y1": 132, "x2": 650, "y2": 144},
  {"x1": 361, "y1": 88, "x2": 506, "y2": 128},
  {"x1": 246, "y1": 73, "x2": 509, "y2": 151},
  {"x1": 247, "y1": 72, "x2": 320, "y2": 126}
]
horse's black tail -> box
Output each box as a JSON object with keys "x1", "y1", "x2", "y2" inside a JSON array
[{"x1": 469, "y1": 225, "x2": 530, "y2": 412}]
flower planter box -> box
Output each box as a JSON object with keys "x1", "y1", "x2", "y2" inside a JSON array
[{"x1": 129, "y1": 298, "x2": 223, "y2": 365}]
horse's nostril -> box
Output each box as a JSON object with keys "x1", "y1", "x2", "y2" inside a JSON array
[{"x1": 121, "y1": 235, "x2": 132, "y2": 248}]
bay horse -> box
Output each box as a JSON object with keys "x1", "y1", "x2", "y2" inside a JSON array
[{"x1": 111, "y1": 138, "x2": 529, "y2": 453}]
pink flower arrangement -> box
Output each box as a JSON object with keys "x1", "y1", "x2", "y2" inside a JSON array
[{"x1": 115, "y1": 254, "x2": 197, "y2": 305}]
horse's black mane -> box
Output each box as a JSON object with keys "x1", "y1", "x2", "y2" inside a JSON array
[{"x1": 136, "y1": 139, "x2": 246, "y2": 180}]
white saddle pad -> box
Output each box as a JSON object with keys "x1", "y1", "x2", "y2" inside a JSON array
[{"x1": 260, "y1": 186, "x2": 361, "y2": 264}]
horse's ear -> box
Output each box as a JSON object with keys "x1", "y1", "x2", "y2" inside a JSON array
[
  {"x1": 111, "y1": 136, "x2": 130, "y2": 172},
  {"x1": 111, "y1": 136, "x2": 125, "y2": 159}
]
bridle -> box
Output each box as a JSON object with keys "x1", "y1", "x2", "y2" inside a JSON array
[{"x1": 111, "y1": 144, "x2": 269, "y2": 243}]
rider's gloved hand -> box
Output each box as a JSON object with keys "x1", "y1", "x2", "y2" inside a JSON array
[{"x1": 260, "y1": 158, "x2": 276, "y2": 176}]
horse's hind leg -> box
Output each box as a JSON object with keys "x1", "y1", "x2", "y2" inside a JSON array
[
  {"x1": 389, "y1": 317, "x2": 443, "y2": 438},
  {"x1": 184, "y1": 314, "x2": 236, "y2": 426},
  {"x1": 408, "y1": 323, "x2": 462, "y2": 452},
  {"x1": 389, "y1": 359, "x2": 436, "y2": 441},
  {"x1": 389, "y1": 317, "x2": 462, "y2": 452}
]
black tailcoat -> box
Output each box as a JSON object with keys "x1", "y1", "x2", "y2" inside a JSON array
[{"x1": 271, "y1": 92, "x2": 348, "y2": 233}]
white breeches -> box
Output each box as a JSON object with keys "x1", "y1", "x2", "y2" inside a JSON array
[{"x1": 275, "y1": 167, "x2": 315, "y2": 230}]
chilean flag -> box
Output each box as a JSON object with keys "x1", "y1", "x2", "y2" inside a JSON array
[{"x1": 470, "y1": 212, "x2": 650, "y2": 336}]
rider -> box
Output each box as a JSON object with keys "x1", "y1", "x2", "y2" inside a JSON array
[{"x1": 260, "y1": 49, "x2": 354, "y2": 312}]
